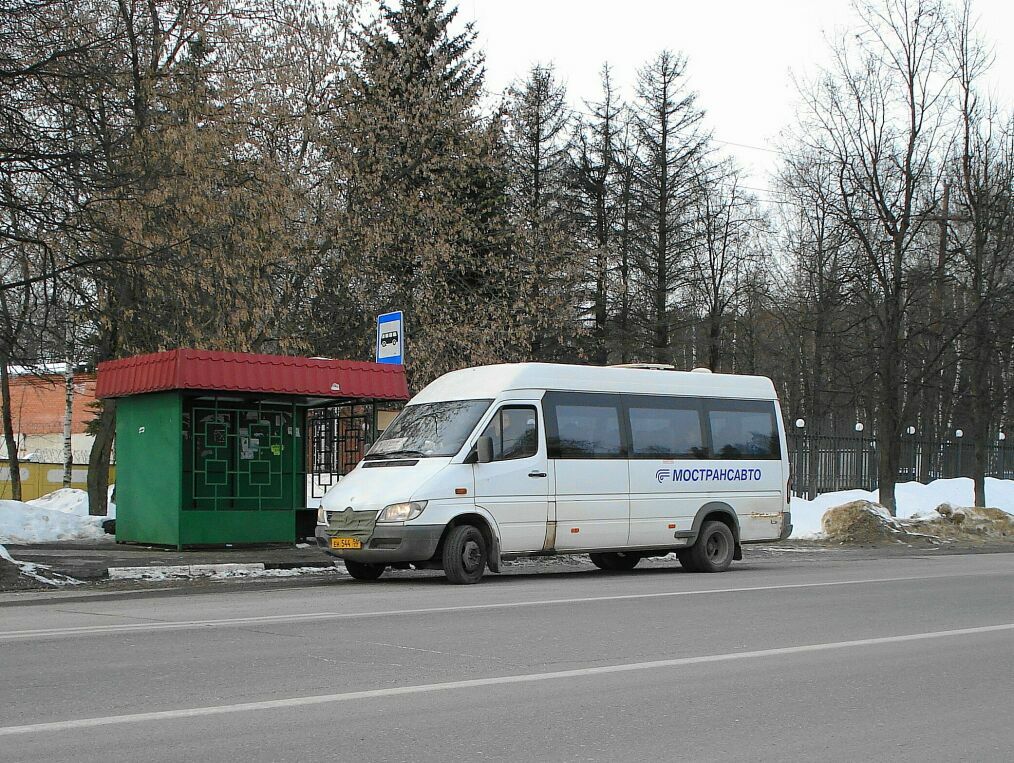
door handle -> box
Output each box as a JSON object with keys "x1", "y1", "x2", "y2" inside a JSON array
[{"x1": 528, "y1": 470, "x2": 547, "y2": 478}]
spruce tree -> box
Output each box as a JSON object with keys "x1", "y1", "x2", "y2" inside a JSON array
[{"x1": 334, "y1": 0, "x2": 527, "y2": 385}]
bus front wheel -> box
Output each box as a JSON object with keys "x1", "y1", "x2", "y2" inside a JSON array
[{"x1": 443, "y1": 524, "x2": 488, "y2": 584}]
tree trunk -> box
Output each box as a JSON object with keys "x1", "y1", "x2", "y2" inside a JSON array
[
  {"x1": 969, "y1": 309, "x2": 991, "y2": 507},
  {"x1": 707, "y1": 311, "x2": 721, "y2": 370},
  {"x1": 0, "y1": 359, "x2": 21, "y2": 501},
  {"x1": 877, "y1": 304, "x2": 904, "y2": 516},
  {"x1": 63, "y1": 360, "x2": 74, "y2": 488},
  {"x1": 87, "y1": 399, "x2": 116, "y2": 517},
  {"x1": 593, "y1": 244, "x2": 608, "y2": 365}
]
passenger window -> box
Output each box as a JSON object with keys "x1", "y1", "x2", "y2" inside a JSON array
[
  {"x1": 628, "y1": 399, "x2": 706, "y2": 458},
  {"x1": 479, "y1": 406, "x2": 538, "y2": 460},
  {"x1": 706, "y1": 400, "x2": 780, "y2": 460},
  {"x1": 544, "y1": 393, "x2": 624, "y2": 458}
]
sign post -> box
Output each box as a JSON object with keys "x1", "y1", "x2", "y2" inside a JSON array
[{"x1": 375, "y1": 311, "x2": 404, "y2": 365}]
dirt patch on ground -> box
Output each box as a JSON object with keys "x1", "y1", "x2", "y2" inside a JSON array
[
  {"x1": 821, "y1": 501, "x2": 1014, "y2": 546},
  {"x1": 0, "y1": 557, "x2": 45, "y2": 590}
]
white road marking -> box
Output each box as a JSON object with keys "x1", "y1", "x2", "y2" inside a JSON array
[
  {"x1": 1, "y1": 622, "x2": 1011, "y2": 737},
  {"x1": 0, "y1": 570, "x2": 1008, "y2": 642}
]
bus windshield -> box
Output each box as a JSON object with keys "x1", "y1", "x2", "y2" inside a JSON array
[{"x1": 365, "y1": 399, "x2": 493, "y2": 459}]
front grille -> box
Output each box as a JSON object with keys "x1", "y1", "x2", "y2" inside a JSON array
[{"x1": 326, "y1": 509, "x2": 377, "y2": 542}]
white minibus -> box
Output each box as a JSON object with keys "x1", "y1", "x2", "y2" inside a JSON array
[{"x1": 316, "y1": 363, "x2": 792, "y2": 583}]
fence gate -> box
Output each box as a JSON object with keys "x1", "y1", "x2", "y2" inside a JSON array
[{"x1": 306, "y1": 404, "x2": 376, "y2": 502}]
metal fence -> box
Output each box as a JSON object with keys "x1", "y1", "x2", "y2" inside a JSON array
[{"x1": 787, "y1": 434, "x2": 1014, "y2": 498}]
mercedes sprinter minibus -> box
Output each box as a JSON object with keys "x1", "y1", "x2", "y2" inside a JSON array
[{"x1": 316, "y1": 363, "x2": 791, "y2": 583}]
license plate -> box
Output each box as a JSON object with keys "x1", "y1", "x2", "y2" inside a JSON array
[{"x1": 330, "y1": 537, "x2": 362, "y2": 550}]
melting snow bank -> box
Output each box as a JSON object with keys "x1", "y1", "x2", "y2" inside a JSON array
[
  {"x1": 108, "y1": 563, "x2": 341, "y2": 581},
  {"x1": 0, "y1": 499, "x2": 109, "y2": 543},
  {"x1": 0, "y1": 543, "x2": 84, "y2": 587},
  {"x1": 28, "y1": 487, "x2": 116, "y2": 519},
  {"x1": 0, "y1": 487, "x2": 115, "y2": 543},
  {"x1": 791, "y1": 478, "x2": 1014, "y2": 541}
]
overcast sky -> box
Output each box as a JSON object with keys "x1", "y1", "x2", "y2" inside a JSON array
[{"x1": 456, "y1": 0, "x2": 1013, "y2": 197}]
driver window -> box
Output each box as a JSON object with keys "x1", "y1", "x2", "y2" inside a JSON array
[{"x1": 479, "y1": 406, "x2": 538, "y2": 461}]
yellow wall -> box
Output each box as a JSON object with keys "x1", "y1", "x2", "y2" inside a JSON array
[{"x1": 0, "y1": 463, "x2": 116, "y2": 502}]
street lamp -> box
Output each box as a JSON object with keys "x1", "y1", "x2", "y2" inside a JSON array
[
  {"x1": 855, "y1": 422, "x2": 864, "y2": 432},
  {"x1": 795, "y1": 418, "x2": 805, "y2": 429},
  {"x1": 906, "y1": 426, "x2": 916, "y2": 435}
]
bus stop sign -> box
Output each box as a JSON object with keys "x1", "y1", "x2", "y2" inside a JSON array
[{"x1": 376, "y1": 311, "x2": 404, "y2": 365}]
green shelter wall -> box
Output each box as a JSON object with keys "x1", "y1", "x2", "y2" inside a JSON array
[{"x1": 114, "y1": 393, "x2": 183, "y2": 546}]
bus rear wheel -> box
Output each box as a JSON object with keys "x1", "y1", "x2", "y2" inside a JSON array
[
  {"x1": 683, "y1": 521, "x2": 735, "y2": 572},
  {"x1": 589, "y1": 552, "x2": 641, "y2": 571}
]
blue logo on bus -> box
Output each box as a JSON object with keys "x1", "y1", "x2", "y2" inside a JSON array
[{"x1": 655, "y1": 467, "x2": 762, "y2": 483}]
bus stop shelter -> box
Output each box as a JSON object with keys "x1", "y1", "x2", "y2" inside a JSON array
[{"x1": 96, "y1": 349, "x2": 409, "y2": 548}]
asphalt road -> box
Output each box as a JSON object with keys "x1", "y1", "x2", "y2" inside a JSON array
[{"x1": 2, "y1": 551, "x2": 1012, "y2": 762}]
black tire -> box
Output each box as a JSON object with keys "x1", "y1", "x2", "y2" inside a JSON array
[
  {"x1": 344, "y1": 560, "x2": 385, "y2": 581},
  {"x1": 442, "y1": 525, "x2": 487, "y2": 584},
  {"x1": 589, "y1": 552, "x2": 641, "y2": 571},
  {"x1": 685, "y1": 521, "x2": 735, "y2": 572}
]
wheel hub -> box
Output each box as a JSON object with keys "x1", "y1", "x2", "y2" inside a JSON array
[{"x1": 462, "y1": 539, "x2": 482, "y2": 571}]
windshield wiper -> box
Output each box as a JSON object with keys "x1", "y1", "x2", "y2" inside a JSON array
[{"x1": 364, "y1": 449, "x2": 427, "y2": 461}]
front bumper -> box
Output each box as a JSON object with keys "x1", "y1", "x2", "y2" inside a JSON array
[{"x1": 315, "y1": 523, "x2": 444, "y2": 563}]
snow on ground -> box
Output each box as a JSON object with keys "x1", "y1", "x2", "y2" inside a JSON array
[
  {"x1": 791, "y1": 477, "x2": 1014, "y2": 539},
  {"x1": 0, "y1": 486, "x2": 116, "y2": 544},
  {"x1": 27, "y1": 486, "x2": 116, "y2": 519},
  {"x1": 108, "y1": 563, "x2": 342, "y2": 581},
  {"x1": 0, "y1": 543, "x2": 83, "y2": 586}
]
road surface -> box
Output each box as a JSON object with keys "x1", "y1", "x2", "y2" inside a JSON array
[{"x1": 2, "y1": 551, "x2": 1012, "y2": 761}]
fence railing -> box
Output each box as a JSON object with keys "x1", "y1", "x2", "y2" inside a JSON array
[{"x1": 787, "y1": 434, "x2": 1014, "y2": 498}]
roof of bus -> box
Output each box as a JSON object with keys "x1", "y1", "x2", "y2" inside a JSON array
[{"x1": 410, "y1": 363, "x2": 777, "y2": 404}]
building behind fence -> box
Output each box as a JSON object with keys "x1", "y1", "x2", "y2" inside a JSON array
[{"x1": 788, "y1": 433, "x2": 1014, "y2": 499}]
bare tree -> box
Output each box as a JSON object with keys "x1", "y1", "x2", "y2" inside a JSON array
[
  {"x1": 949, "y1": 1, "x2": 1014, "y2": 506},
  {"x1": 689, "y1": 165, "x2": 765, "y2": 371},
  {"x1": 793, "y1": 0, "x2": 956, "y2": 513}
]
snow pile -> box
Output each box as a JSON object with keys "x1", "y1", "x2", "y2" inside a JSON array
[
  {"x1": 792, "y1": 478, "x2": 1014, "y2": 541},
  {"x1": 0, "y1": 498, "x2": 108, "y2": 543},
  {"x1": 0, "y1": 543, "x2": 83, "y2": 587},
  {"x1": 821, "y1": 500, "x2": 904, "y2": 543},
  {"x1": 0, "y1": 485, "x2": 117, "y2": 544},
  {"x1": 27, "y1": 487, "x2": 116, "y2": 519},
  {"x1": 27, "y1": 488, "x2": 88, "y2": 516}
]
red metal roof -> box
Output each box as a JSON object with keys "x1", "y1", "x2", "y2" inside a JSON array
[{"x1": 95, "y1": 350, "x2": 409, "y2": 402}]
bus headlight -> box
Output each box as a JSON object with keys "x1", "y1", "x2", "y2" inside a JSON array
[
  {"x1": 316, "y1": 507, "x2": 328, "y2": 526},
  {"x1": 377, "y1": 501, "x2": 427, "y2": 523}
]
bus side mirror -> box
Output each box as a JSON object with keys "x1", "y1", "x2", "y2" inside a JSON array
[{"x1": 476, "y1": 436, "x2": 494, "y2": 464}]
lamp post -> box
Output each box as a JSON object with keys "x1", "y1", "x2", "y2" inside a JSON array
[
  {"x1": 905, "y1": 426, "x2": 917, "y2": 480},
  {"x1": 955, "y1": 429, "x2": 964, "y2": 477}
]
